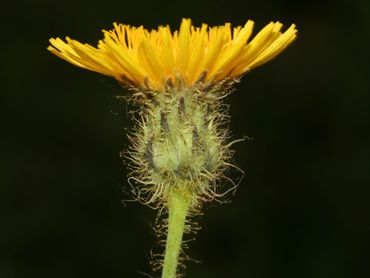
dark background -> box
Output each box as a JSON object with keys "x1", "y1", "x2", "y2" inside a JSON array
[{"x1": 1, "y1": 0, "x2": 369, "y2": 277}]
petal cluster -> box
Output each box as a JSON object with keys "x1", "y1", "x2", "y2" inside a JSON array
[{"x1": 48, "y1": 19, "x2": 297, "y2": 91}]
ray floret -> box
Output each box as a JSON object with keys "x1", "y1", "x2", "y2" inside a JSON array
[{"x1": 48, "y1": 19, "x2": 297, "y2": 91}]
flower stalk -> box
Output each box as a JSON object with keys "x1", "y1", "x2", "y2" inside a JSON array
[{"x1": 161, "y1": 189, "x2": 192, "y2": 278}]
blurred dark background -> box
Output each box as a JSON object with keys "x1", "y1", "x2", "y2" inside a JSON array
[{"x1": 1, "y1": 0, "x2": 369, "y2": 277}]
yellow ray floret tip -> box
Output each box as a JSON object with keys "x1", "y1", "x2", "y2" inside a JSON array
[{"x1": 48, "y1": 18, "x2": 297, "y2": 91}]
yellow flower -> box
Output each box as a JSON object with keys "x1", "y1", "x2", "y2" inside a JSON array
[
  {"x1": 48, "y1": 18, "x2": 297, "y2": 91},
  {"x1": 48, "y1": 19, "x2": 298, "y2": 278}
]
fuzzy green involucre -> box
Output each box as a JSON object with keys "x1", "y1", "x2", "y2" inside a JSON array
[{"x1": 126, "y1": 79, "x2": 237, "y2": 209}]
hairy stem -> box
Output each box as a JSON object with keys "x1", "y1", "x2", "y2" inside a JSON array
[{"x1": 161, "y1": 190, "x2": 191, "y2": 278}]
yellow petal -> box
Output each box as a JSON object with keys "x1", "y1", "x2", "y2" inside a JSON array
[{"x1": 48, "y1": 19, "x2": 297, "y2": 91}]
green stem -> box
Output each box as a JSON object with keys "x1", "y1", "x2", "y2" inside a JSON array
[{"x1": 161, "y1": 190, "x2": 191, "y2": 278}]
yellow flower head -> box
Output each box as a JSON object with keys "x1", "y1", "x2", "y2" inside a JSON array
[
  {"x1": 48, "y1": 20, "x2": 298, "y2": 276},
  {"x1": 48, "y1": 18, "x2": 297, "y2": 91}
]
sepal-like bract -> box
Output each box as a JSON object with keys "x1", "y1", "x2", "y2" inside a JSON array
[{"x1": 127, "y1": 82, "x2": 235, "y2": 208}]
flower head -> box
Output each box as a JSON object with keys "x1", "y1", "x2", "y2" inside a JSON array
[
  {"x1": 48, "y1": 19, "x2": 297, "y2": 91},
  {"x1": 48, "y1": 19, "x2": 298, "y2": 277}
]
